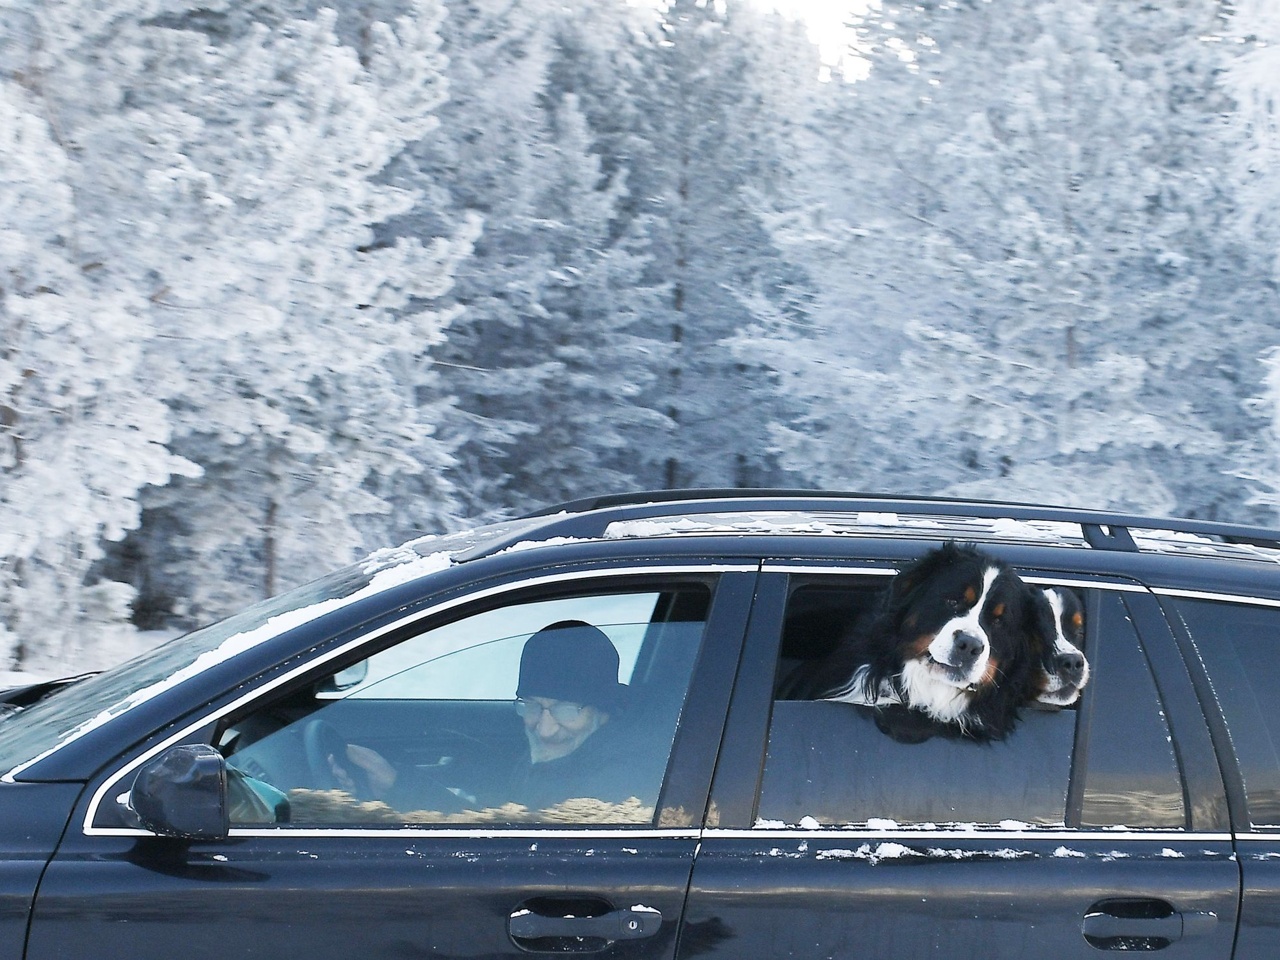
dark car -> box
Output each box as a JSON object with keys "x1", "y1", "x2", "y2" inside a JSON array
[{"x1": 3, "y1": 489, "x2": 1280, "y2": 960}]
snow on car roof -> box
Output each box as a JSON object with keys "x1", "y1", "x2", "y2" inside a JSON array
[
  {"x1": 595, "y1": 508, "x2": 1280, "y2": 565},
  {"x1": 602, "y1": 511, "x2": 1092, "y2": 548}
]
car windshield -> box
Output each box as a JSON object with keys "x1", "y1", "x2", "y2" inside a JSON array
[{"x1": 0, "y1": 532, "x2": 474, "y2": 779}]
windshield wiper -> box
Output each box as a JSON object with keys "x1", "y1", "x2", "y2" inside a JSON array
[{"x1": 0, "y1": 672, "x2": 100, "y2": 718}]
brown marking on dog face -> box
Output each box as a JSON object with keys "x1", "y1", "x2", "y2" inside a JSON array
[
  {"x1": 963, "y1": 584, "x2": 977, "y2": 606},
  {"x1": 908, "y1": 633, "x2": 935, "y2": 659},
  {"x1": 991, "y1": 602, "x2": 1005, "y2": 620},
  {"x1": 1070, "y1": 611, "x2": 1084, "y2": 631},
  {"x1": 979, "y1": 654, "x2": 1000, "y2": 688}
]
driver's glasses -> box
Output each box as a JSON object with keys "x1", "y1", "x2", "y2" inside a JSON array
[{"x1": 514, "y1": 698, "x2": 587, "y2": 724}]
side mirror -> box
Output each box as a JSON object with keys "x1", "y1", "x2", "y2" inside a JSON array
[
  {"x1": 127, "y1": 744, "x2": 230, "y2": 840},
  {"x1": 315, "y1": 659, "x2": 369, "y2": 696}
]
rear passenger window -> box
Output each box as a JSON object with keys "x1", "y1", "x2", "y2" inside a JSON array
[
  {"x1": 759, "y1": 577, "x2": 1184, "y2": 829},
  {"x1": 1169, "y1": 597, "x2": 1280, "y2": 828}
]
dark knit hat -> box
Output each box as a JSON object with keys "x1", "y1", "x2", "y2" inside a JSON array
[{"x1": 517, "y1": 620, "x2": 625, "y2": 713}]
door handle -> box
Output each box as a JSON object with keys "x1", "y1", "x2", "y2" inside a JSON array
[
  {"x1": 509, "y1": 904, "x2": 662, "y2": 943},
  {"x1": 1082, "y1": 898, "x2": 1217, "y2": 949}
]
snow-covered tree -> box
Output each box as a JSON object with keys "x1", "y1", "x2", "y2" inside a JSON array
[
  {"x1": 0, "y1": 66, "x2": 196, "y2": 670},
  {"x1": 1225, "y1": 0, "x2": 1280, "y2": 520},
  {"x1": 19, "y1": 0, "x2": 469, "y2": 624},
  {"x1": 620, "y1": 0, "x2": 822, "y2": 490},
  {"x1": 751, "y1": 0, "x2": 1248, "y2": 515},
  {"x1": 402, "y1": 0, "x2": 671, "y2": 516}
]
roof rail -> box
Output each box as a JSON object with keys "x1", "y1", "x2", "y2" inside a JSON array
[
  {"x1": 463, "y1": 488, "x2": 1280, "y2": 563},
  {"x1": 521, "y1": 488, "x2": 1067, "y2": 518}
]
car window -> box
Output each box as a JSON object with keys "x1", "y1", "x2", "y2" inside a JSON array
[
  {"x1": 219, "y1": 583, "x2": 711, "y2": 828},
  {"x1": 758, "y1": 577, "x2": 1182, "y2": 828},
  {"x1": 321, "y1": 593, "x2": 659, "y2": 701},
  {"x1": 1167, "y1": 596, "x2": 1280, "y2": 828}
]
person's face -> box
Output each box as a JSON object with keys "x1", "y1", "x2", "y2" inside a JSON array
[{"x1": 518, "y1": 696, "x2": 606, "y2": 763}]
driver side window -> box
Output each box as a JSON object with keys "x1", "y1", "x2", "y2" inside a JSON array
[{"x1": 220, "y1": 582, "x2": 711, "y2": 827}]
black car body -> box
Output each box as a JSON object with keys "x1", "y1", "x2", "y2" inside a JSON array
[{"x1": 3, "y1": 490, "x2": 1280, "y2": 959}]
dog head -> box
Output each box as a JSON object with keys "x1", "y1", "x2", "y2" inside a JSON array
[
  {"x1": 884, "y1": 543, "x2": 1030, "y2": 723},
  {"x1": 1030, "y1": 586, "x2": 1089, "y2": 706}
]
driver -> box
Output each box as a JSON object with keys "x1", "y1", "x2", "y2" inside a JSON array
[
  {"x1": 504, "y1": 619, "x2": 635, "y2": 810},
  {"x1": 330, "y1": 619, "x2": 652, "y2": 814}
]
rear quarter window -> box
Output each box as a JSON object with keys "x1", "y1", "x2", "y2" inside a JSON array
[{"x1": 1167, "y1": 597, "x2": 1280, "y2": 828}]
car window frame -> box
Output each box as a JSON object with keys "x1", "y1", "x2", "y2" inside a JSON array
[
  {"x1": 1153, "y1": 586, "x2": 1280, "y2": 835},
  {"x1": 80, "y1": 562, "x2": 760, "y2": 839},
  {"x1": 705, "y1": 558, "x2": 1220, "y2": 843}
]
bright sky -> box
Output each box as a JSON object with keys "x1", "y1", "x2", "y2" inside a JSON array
[
  {"x1": 754, "y1": 0, "x2": 868, "y2": 65},
  {"x1": 628, "y1": 0, "x2": 871, "y2": 67},
  {"x1": 627, "y1": 1, "x2": 874, "y2": 69}
]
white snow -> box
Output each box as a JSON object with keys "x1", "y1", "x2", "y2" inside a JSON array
[
  {"x1": 924, "y1": 847, "x2": 1031, "y2": 860},
  {"x1": 494, "y1": 536, "x2": 592, "y2": 555},
  {"x1": 816, "y1": 842, "x2": 918, "y2": 864}
]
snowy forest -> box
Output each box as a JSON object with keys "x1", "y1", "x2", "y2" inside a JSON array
[{"x1": 3, "y1": 0, "x2": 1280, "y2": 674}]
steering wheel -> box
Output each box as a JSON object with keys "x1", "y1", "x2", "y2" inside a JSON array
[
  {"x1": 301, "y1": 717, "x2": 471, "y2": 814},
  {"x1": 302, "y1": 718, "x2": 372, "y2": 797}
]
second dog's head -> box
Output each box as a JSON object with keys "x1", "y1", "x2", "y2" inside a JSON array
[{"x1": 1029, "y1": 586, "x2": 1090, "y2": 706}]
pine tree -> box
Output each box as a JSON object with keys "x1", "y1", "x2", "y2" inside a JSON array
[
  {"x1": 1224, "y1": 0, "x2": 1280, "y2": 519},
  {"x1": 757, "y1": 0, "x2": 1249, "y2": 514},
  {"x1": 622, "y1": 0, "x2": 822, "y2": 491},
  {"x1": 406, "y1": 0, "x2": 669, "y2": 516},
  {"x1": 21, "y1": 0, "x2": 468, "y2": 624},
  {"x1": 0, "y1": 65, "x2": 196, "y2": 670}
]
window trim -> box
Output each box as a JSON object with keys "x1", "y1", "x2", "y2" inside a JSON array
[
  {"x1": 711, "y1": 827, "x2": 1230, "y2": 842},
  {"x1": 1154, "y1": 586, "x2": 1280, "y2": 608},
  {"x1": 723, "y1": 566, "x2": 1175, "y2": 833},
  {"x1": 82, "y1": 563, "x2": 754, "y2": 838}
]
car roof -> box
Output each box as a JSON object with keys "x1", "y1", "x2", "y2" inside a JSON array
[{"x1": 448, "y1": 488, "x2": 1280, "y2": 569}]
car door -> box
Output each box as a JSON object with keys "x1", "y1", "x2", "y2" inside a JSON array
[
  {"x1": 25, "y1": 568, "x2": 758, "y2": 960},
  {"x1": 679, "y1": 562, "x2": 1238, "y2": 960}
]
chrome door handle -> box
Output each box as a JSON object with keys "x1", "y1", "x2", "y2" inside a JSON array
[
  {"x1": 1082, "y1": 898, "x2": 1216, "y2": 949},
  {"x1": 509, "y1": 905, "x2": 662, "y2": 942}
]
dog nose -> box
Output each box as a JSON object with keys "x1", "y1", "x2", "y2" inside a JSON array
[
  {"x1": 1057, "y1": 650, "x2": 1086, "y2": 685},
  {"x1": 951, "y1": 631, "x2": 985, "y2": 663}
]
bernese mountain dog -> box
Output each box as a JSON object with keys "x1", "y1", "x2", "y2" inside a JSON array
[
  {"x1": 785, "y1": 543, "x2": 1041, "y2": 743},
  {"x1": 1030, "y1": 585, "x2": 1090, "y2": 707}
]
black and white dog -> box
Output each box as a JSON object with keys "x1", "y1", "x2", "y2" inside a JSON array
[
  {"x1": 786, "y1": 543, "x2": 1039, "y2": 742},
  {"x1": 1030, "y1": 586, "x2": 1090, "y2": 707}
]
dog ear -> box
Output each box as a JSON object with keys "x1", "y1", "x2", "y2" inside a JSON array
[
  {"x1": 1058, "y1": 588, "x2": 1086, "y2": 642},
  {"x1": 890, "y1": 542, "x2": 962, "y2": 603},
  {"x1": 1023, "y1": 586, "x2": 1058, "y2": 671}
]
